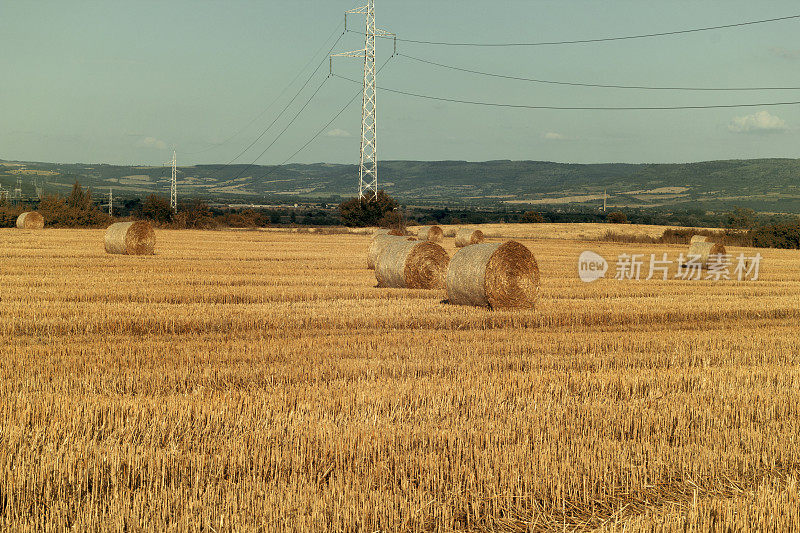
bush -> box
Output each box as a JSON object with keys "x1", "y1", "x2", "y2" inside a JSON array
[
  {"x1": 749, "y1": 221, "x2": 800, "y2": 249},
  {"x1": 141, "y1": 194, "x2": 173, "y2": 224},
  {"x1": 338, "y1": 190, "x2": 398, "y2": 227},
  {"x1": 607, "y1": 211, "x2": 628, "y2": 224},
  {"x1": 0, "y1": 203, "x2": 26, "y2": 227},
  {"x1": 521, "y1": 211, "x2": 545, "y2": 223},
  {"x1": 37, "y1": 185, "x2": 112, "y2": 228}
]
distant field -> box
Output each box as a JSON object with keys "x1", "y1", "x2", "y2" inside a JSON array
[{"x1": 1, "y1": 225, "x2": 799, "y2": 530}]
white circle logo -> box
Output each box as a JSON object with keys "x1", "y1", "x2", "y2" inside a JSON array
[{"x1": 578, "y1": 251, "x2": 608, "y2": 282}]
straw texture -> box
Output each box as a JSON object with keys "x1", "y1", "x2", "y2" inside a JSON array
[
  {"x1": 367, "y1": 234, "x2": 410, "y2": 270},
  {"x1": 417, "y1": 225, "x2": 444, "y2": 243},
  {"x1": 375, "y1": 240, "x2": 449, "y2": 289},
  {"x1": 454, "y1": 228, "x2": 485, "y2": 248},
  {"x1": 15, "y1": 212, "x2": 44, "y2": 229},
  {"x1": 104, "y1": 221, "x2": 156, "y2": 255},
  {"x1": 686, "y1": 241, "x2": 726, "y2": 267},
  {"x1": 690, "y1": 235, "x2": 710, "y2": 245},
  {"x1": 447, "y1": 241, "x2": 540, "y2": 309}
]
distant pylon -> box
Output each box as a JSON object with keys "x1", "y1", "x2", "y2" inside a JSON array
[
  {"x1": 170, "y1": 149, "x2": 177, "y2": 212},
  {"x1": 108, "y1": 188, "x2": 113, "y2": 216},
  {"x1": 603, "y1": 189, "x2": 607, "y2": 212},
  {"x1": 333, "y1": 0, "x2": 394, "y2": 201},
  {"x1": 13, "y1": 177, "x2": 22, "y2": 202}
]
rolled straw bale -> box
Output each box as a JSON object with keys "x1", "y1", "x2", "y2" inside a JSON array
[
  {"x1": 690, "y1": 235, "x2": 710, "y2": 245},
  {"x1": 446, "y1": 240, "x2": 540, "y2": 309},
  {"x1": 455, "y1": 228, "x2": 485, "y2": 248},
  {"x1": 686, "y1": 241, "x2": 726, "y2": 267},
  {"x1": 373, "y1": 228, "x2": 390, "y2": 238},
  {"x1": 417, "y1": 225, "x2": 444, "y2": 243},
  {"x1": 367, "y1": 234, "x2": 410, "y2": 270},
  {"x1": 375, "y1": 239, "x2": 449, "y2": 289},
  {"x1": 104, "y1": 221, "x2": 155, "y2": 255},
  {"x1": 16, "y1": 212, "x2": 45, "y2": 229}
]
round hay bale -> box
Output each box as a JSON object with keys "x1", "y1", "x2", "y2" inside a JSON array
[
  {"x1": 15, "y1": 212, "x2": 44, "y2": 229},
  {"x1": 690, "y1": 235, "x2": 710, "y2": 245},
  {"x1": 455, "y1": 228, "x2": 485, "y2": 247},
  {"x1": 417, "y1": 225, "x2": 444, "y2": 243},
  {"x1": 104, "y1": 221, "x2": 156, "y2": 255},
  {"x1": 375, "y1": 239, "x2": 449, "y2": 289},
  {"x1": 686, "y1": 241, "x2": 726, "y2": 267},
  {"x1": 446, "y1": 240, "x2": 540, "y2": 309},
  {"x1": 367, "y1": 234, "x2": 410, "y2": 270},
  {"x1": 373, "y1": 228, "x2": 391, "y2": 238}
]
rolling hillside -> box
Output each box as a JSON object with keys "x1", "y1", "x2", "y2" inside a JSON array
[{"x1": 2, "y1": 158, "x2": 799, "y2": 212}]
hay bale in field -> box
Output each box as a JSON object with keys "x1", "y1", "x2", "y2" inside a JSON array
[
  {"x1": 417, "y1": 225, "x2": 444, "y2": 243},
  {"x1": 690, "y1": 235, "x2": 710, "y2": 244},
  {"x1": 15, "y1": 212, "x2": 44, "y2": 229},
  {"x1": 454, "y1": 228, "x2": 485, "y2": 248},
  {"x1": 686, "y1": 241, "x2": 726, "y2": 267},
  {"x1": 375, "y1": 239, "x2": 449, "y2": 289},
  {"x1": 373, "y1": 228, "x2": 391, "y2": 238},
  {"x1": 446, "y1": 241, "x2": 540, "y2": 309},
  {"x1": 367, "y1": 234, "x2": 410, "y2": 270},
  {"x1": 104, "y1": 221, "x2": 156, "y2": 255}
]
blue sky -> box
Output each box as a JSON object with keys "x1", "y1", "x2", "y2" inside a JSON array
[{"x1": 1, "y1": 1, "x2": 799, "y2": 166}]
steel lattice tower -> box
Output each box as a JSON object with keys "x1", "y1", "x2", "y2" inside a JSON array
[
  {"x1": 334, "y1": 1, "x2": 393, "y2": 201},
  {"x1": 170, "y1": 149, "x2": 177, "y2": 212}
]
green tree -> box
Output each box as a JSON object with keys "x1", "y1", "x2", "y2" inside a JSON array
[
  {"x1": 67, "y1": 181, "x2": 93, "y2": 211},
  {"x1": 179, "y1": 198, "x2": 213, "y2": 228},
  {"x1": 141, "y1": 194, "x2": 173, "y2": 223},
  {"x1": 726, "y1": 206, "x2": 756, "y2": 230},
  {"x1": 521, "y1": 211, "x2": 545, "y2": 223},
  {"x1": 338, "y1": 190, "x2": 398, "y2": 227},
  {"x1": 607, "y1": 211, "x2": 628, "y2": 224}
]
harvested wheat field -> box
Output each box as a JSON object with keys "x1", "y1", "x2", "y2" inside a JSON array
[{"x1": 1, "y1": 225, "x2": 799, "y2": 531}]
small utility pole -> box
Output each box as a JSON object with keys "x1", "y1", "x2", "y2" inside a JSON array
[
  {"x1": 108, "y1": 188, "x2": 113, "y2": 216},
  {"x1": 170, "y1": 149, "x2": 177, "y2": 212},
  {"x1": 603, "y1": 189, "x2": 607, "y2": 212}
]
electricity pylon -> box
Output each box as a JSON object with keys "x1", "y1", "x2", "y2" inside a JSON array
[
  {"x1": 107, "y1": 188, "x2": 113, "y2": 216},
  {"x1": 13, "y1": 177, "x2": 22, "y2": 203},
  {"x1": 33, "y1": 177, "x2": 43, "y2": 199},
  {"x1": 332, "y1": 0, "x2": 393, "y2": 201},
  {"x1": 170, "y1": 149, "x2": 177, "y2": 212}
]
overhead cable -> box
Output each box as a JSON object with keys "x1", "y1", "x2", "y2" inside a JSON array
[
  {"x1": 399, "y1": 53, "x2": 800, "y2": 91},
  {"x1": 333, "y1": 73, "x2": 800, "y2": 110},
  {"x1": 347, "y1": 13, "x2": 800, "y2": 47},
  {"x1": 185, "y1": 22, "x2": 346, "y2": 155}
]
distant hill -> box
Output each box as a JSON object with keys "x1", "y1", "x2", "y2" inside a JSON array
[{"x1": 2, "y1": 158, "x2": 800, "y2": 212}]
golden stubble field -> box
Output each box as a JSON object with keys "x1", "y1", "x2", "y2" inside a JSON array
[{"x1": 1, "y1": 225, "x2": 799, "y2": 531}]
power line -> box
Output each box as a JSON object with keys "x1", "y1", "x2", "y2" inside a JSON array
[
  {"x1": 333, "y1": 73, "x2": 800, "y2": 110},
  {"x1": 278, "y1": 56, "x2": 396, "y2": 168},
  {"x1": 399, "y1": 53, "x2": 800, "y2": 92},
  {"x1": 198, "y1": 32, "x2": 345, "y2": 180},
  {"x1": 347, "y1": 13, "x2": 800, "y2": 47},
  {"x1": 227, "y1": 76, "x2": 331, "y2": 182},
  {"x1": 184, "y1": 22, "x2": 345, "y2": 155},
  {"x1": 233, "y1": 57, "x2": 396, "y2": 184}
]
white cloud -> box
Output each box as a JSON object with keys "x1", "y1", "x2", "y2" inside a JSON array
[
  {"x1": 542, "y1": 132, "x2": 567, "y2": 140},
  {"x1": 770, "y1": 47, "x2": 800, "y2": 61},
  {"x1": 325, "y1": 128, "x2": 352, "y2": 138},
  {"x1": 728, "y1": 111, "x2": 788, "y2": 134},
  {"x1": 138, "y1": 136, "x2": 168, "y2": 149}
]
